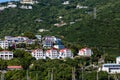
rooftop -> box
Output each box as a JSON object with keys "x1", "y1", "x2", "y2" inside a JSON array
[
  {"x1": 103, "y1": 63, "x2": 120, "y2": 65},
  {"x1": 7, "y1": 66, "x2": 22, "y2": 69},
  {"x1": 117, "y1": 56, "x2": 120, "y2": 58}
]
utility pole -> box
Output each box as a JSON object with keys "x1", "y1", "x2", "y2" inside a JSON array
[
  {"x1": 108, "y1": 74, "x2": 110, "y2": 80},
  {"x1": 96, "y1": 71, "x2": 98, "y2": 80},
  {"x1": 48, "y1": 70, "x2": 50, "y2": 80},
  {"x1": 94, "y1": 7, "x2": 97, "y2": 19},
  {"x1": 82, "y1": 67, "x2": 84, "y2": 80},
  {"x1": 1, "y1": 73, "x2": 4, "y2": 80},
  {"x1": 51, "y1": 68, "x2": 53, "y2": 80},
  {"x1": 114, "y1": 73, "x2": 118, "y2": 80},
  {"x1": 72, "y1": 67, "x2": 76, "y2": 80},
  {"x1": 26, "y1": 70, "x2": 29, "y2": 80},
  {"x1": 36, "y1": 73, "x2": 38, "y2": 80}
]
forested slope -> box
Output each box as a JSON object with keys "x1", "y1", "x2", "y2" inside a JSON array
[{"x1": 0, "y1": 0, "x2": 120, "y2": 48}]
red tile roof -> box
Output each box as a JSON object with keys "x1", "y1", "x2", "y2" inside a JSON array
[
  {"x1": 46, "y1": 50, "x2": 51, "y2": 53},
  {"x1": 79, "y1": 48, "x2": 91, "y2": 53},
  {"x1": 46, "y1": 48, "x2": 58, "y2": 53},
  {"x1": 59, "y1": 48, "x2": 68, "y2": 52},
  {"x1": 7, "y1": 66, "x2": 22, "y2": 69},
  {"x1": 32, "y1": 49, "x2": 43, "y2": 53}
]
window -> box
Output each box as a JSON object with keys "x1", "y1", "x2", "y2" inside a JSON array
[{"x1": 104, "y1": 65, "x2": 120, "y2": 67}]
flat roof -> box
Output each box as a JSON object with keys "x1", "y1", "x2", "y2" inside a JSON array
[
  {"x1": 103, "y1": 63, "x2": 120, "y2": 65},
  {"x1": 116, "y1": 56, "x2": 120, "y2": 58}
]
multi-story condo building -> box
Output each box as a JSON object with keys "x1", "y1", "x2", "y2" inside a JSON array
[
  {"x1": 31, "y1": 49, "x2": 46, "y2": 60},
  {"x1": 0, "y1": 50, "x2": 13, "y2": 60},
  {"x1": 46, "y1": 49, "x2": 59, "y2": 59},
  {"x1": 59, "y1": 48, "x2": 73, "y2": 59},
  {"x1": 5, "y1": 36, "x2": 18, "y2": 43},
  {"x1": 99, "y1": 56, "x2": 120, "y2": 74},
  {"x1": 78, "y1": 48, "x2": 93, "y2": 57},
  {"x1": 0, "y1": 40, "x2": 9, "y2": 49},
  {"x1": 5, "y1": 36, "x2": 29, "y2": 44},
  {"x1": 43, "y1": 40, "x2": 53, "y2": 49},
  {"x1": 101, "y1": 63, "x2": 120, "y2": 74}
]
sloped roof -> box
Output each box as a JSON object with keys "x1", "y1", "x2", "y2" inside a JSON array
[
  {"x1": 59, "y1": 48, "x2": 69, "y2": 52},
  {"x1": 46, "y1": 48, "x2": 58, "y2": 53},
  {"x1": 32, "y1": 49, "x2": 43, "y2": 53}
]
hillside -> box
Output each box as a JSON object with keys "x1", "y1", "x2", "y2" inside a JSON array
[{"x1": 0, "y1": 0, "x2": 120, "y2": 54}]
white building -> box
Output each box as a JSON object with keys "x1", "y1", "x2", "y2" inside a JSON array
[
  {"x1": 43, "y1": 36, "x2": 55, "y2": 41},
  {"x1": 43, "y1": 36, "x2": 61, "y2": 43},
  {"x1": 5, "y1": 36, "x2": 18, "y2": 43},
  {"x1": 0, "y1": 50, "x2": 13, "y2": 60},
  {"x1": 16, "y1": 36, "x2": 29, "y2": 42},
  {"x1": 25, "y1": 39, "x2": 35, "y2": 44},
  {"x1": 0, "y1": 40, "x2": 9, "y2": 49},
  {"x1": 35, "y1": 35, "x2": 42, "y2": 40},
  {"x1": 116, "y1": 56, "x2": 120, "y2": 64},
  {"x1": 54, "y1": 22, "x2": 67, "y2": 27},
  {"x1": 38, "y1": 29, "x2": 49, "y2": 32},
  {"x1": 31, "y1": 49, "x2": 46, "y2": 60},
  {"x1": 7, "y1": 2, "x2": 17, "y2": 8},
  {"x1": 0, "y1": 6, "x2": 6, "y2": 11},
  {"x1": 20, "y1": 5, "x2": 32, "y2": 9},
  {"x1": 43, "y1": 40, "x2": 53, "y2": 49},
  {"x1": 46, "y1": 49, "x2": 59, "y2": 59},
  {"x1": 101, "y1": 63, "x2": 120, "y2": 74},
  {"x1": 5, "y1": 36, "x2": 29, "y2": 43},
  {"x1": 78, "y1": 48, "x2": 93, "y2": 56},
  {"x1": 62, "y1": 1, "x2": 69, "y2": 5},
  {"x1": 76, "y1": 5, "x2": 88, "y2": 9},
  {"x1": 20, "y1": 0, "x2": 36, "y2": 4},
  {"x1": 59, "y1": 48, "x2": 73, "y2": 59}
]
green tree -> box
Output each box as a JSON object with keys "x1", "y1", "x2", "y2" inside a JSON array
[
  {"x1": 7, "y1": 58, "x2": 21, "y2": 66},
  {"x1": 23, "y1": 32, "x2": 36, "y2": 39},
  {"x1": 13, "y1": 49, "x2": 35, "y2": 70},
  {"x1": 0, "y1": 59, "x2": 7, "y2": 70}
]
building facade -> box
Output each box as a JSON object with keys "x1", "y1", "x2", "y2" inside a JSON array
[
  {"x1": 78, "y1": 48, "x2": 93, "y2": 56},
  {"x1": 59, "y1": 48, "x2": 73, "y2": 59},
  {"x1": 101, "y1": 63, "x2": 120, "y2": 74},
  {"x1": 31, "y1": 49, "x2": 46, "y2": 60},
  {"x1": 0, "y1": 40, "x2": 9, "y2": 49},
  {"x1": 0, "y1": 50, "x2": 13, "y2": 60},
  {"x1": 46, "y1": 49, "x2": 59, "y2": 59},
  {"x1": 35, "y1": 35, "x2": 42, "y2": 41},
  {"x1": 5, "y1": 36, "x2": 29, "y2": 43},
  {"x1": 43, "y1": 40, "x2": 53, "y2": 49}
]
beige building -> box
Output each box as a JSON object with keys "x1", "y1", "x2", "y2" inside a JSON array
[{"x1": 20, "y1": 0, "x2": 34, "y2": 4}]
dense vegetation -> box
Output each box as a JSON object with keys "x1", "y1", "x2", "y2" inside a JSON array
[
  {"x1": 0, "y1": 0, "x2": 120, "y2": 49},
  {"x1": 0, "y1": 0, "x2": 120, "y2": 53}
]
